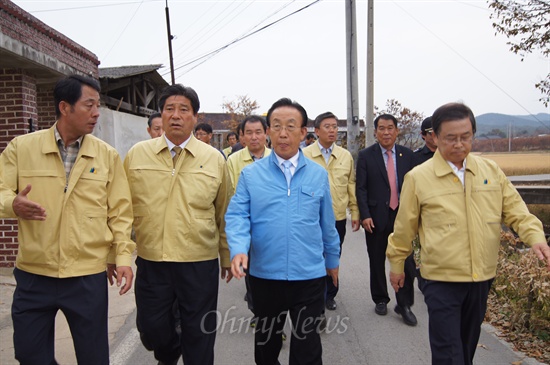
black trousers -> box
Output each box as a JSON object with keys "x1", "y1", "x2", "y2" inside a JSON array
[
  {"x1": 365, "y1": 208, "x2": 415, "y2": 307},
  {"x1": 135, "y1": 257, "x2": 219, "y2": 365},
  {"x1": 250, "y1": 275, "x2": 325, "y2": 365},
  {"x1": 325, "y1": 219, "x2": 346, "y2": 300},
  {"x1": 423, "y1": 279, "x2": 493, "y2": 365},
  {"x1": 244, "y1": 258, "x2": 254, "y2": 313},
  {"x1": 12, "y1": 268, "x2": 108, "y2": 365}
]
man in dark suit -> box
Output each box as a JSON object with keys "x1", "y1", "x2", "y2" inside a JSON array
[{"x1": 356, "y1": 114, "x2": 418, "y2": 326}]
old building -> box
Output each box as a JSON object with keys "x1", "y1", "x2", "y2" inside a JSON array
[{"x1": 0, "y1": 0, "x2": 99, "y2": 268}]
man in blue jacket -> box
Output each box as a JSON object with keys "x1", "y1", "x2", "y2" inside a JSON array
[{"x1": 226, "y1": 98, "x2": 340, "y2": 365}]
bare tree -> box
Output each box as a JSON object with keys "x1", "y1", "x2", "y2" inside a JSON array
[
  {"x1": 221, "y1": 95, "x2": 260, "y2": 131},
  {"x1": 489, "y1": 0, "x2": 550, "y2": 106},
  {"x1": 375, "y1": 99, "x2": 425, "y2": 150}
]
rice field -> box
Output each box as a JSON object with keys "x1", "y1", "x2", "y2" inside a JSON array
[{"x1": 474, "y1": 152, "x2": 550, "y2": 176}]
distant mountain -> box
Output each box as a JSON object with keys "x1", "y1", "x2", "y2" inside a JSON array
[{"x1": 476, "y1": 113, "x2": 550, "y2": 136}]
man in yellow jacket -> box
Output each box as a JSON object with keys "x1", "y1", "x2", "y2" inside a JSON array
[
  {"x1": 124, "y1": 84, "x2": 232, "y2": 365},
  {"x1": 227, "y1": 115, "x2": 271, "y2": 193},
  {"x1": 303, "y1": 111, "x2": 360, "y2": 312},
  {"x1": 226, "y1": 115, "x2": 271, "y2": 325},
  {"x1": 387, "y1": 102, "x2": 550, "y2": 365},
  {"x1": 0, "y1": 75, "x2": 135, "y2": 365}
]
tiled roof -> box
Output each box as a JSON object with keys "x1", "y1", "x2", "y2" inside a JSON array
[{"x1": 99, "y1": 64, "x2": 164, "y2": 79}]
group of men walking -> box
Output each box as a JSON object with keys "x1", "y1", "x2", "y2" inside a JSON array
[{"x1": 0, "y1": 74, "x2": 548, "y2": 365}]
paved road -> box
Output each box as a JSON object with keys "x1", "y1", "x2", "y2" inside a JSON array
[{"x1": 109, "y1": 220, "x2": 542, "y2": 365}]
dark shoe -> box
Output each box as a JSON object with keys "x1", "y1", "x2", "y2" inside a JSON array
[
  {"x1": 318, "y1": 313, "x2": 327, "y2": 331},
  {"x1": 375, "y1": 302, "x2": 387, "y2": 315},
  {"x1": 326, "y1": 298, "x2": 337, "y2": 311},
  {"x1": 158, "y1": 357, "x2": 179, "y2": 365},
  {"x1": 394, "y1": 305, "x2": 418, "y2": 326}
]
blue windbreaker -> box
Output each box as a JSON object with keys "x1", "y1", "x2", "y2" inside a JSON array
[{"x1": 225, "y1": 151, "x2": 340, "y2": 281}]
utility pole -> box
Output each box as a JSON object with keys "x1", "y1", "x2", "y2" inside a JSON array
[
  {"x1": 365, "y1": 0, "x2": 375, "y2": 147},
  {"x1": 508, "y1": 122, "x2": 512, "y2": 152},
  {"x1": 345, "y1": 0, "x2": 360, "y2": 161},
  {"x1": 165, "y1": 0, "x2": 175, "y2": 85}
]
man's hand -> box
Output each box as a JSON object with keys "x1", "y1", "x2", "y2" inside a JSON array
[
  {"x1": 221, "y1": 267, "x2": 233, "y2": 283},
  {"x1": 362, "y1": 218, "x2": 374, "y2": 233},
  {"x1": 390, "y1": 271, "x2": 405, "y2": 293},
  {"x1": 231, "y1": 254, "x2": 248, "y2": 280},
  {"x1": 327, "y1": 267, "x2": 339, "y2": 287},
  {"x1": 532, "y1": 243, "x2": 550, "y2": 271},
  {"x1": 351, "y1": 219, "x2": 360, "y2": 232},
  {"x1": 13, "y1": 184, "x2": 46, "y2": 221},
  {"x1": 107, "y1": 265, "x2": 133, "y2": 295}
]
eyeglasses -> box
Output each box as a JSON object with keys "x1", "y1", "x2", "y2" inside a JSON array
[
  {"x1": 270, "y1": 124, "x2": 299, "y2": 133},
  {"x1": 423, "y1": 128, "x2": 433, "y2": 134},
  {"x1": 441, "y1": 134, "x2": 473, "y2": 145}
]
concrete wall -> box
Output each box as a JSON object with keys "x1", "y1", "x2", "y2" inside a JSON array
[{"x1": 94, "y1": 107, "x2": 149, "y2": 160}]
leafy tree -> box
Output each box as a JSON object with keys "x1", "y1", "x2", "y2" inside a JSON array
[
  {"x1": 490, "y1": 128, "x2": 507, "y2": 138},
  {"x1": 221, "y1": 95, "x2": 260, "y2": 131},
  {"x1": 489, "y1": 0, "x2": 550, "y2": 106},
  {"x1": 375, "y1": 99, "x2": 425, "y2": 150}
]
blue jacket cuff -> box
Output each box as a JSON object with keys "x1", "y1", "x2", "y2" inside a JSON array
[{"x1": 325, "y1": 254, "x2": 339, "y2": 270}]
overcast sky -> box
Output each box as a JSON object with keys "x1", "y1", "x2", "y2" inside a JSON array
[{"x1": 12, "y1": 0, "x2": 550, "y2": 120}]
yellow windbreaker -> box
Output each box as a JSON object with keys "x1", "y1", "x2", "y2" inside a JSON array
[
  {"x1": 124, "y1": 136, "x2": 231, "y2": 267},
  {"x1": 0, "y1": 126, "x2": 135, "y2": 278},
  {"x1": 387, "y1": 150, "x2": 545, "y2": 282}
]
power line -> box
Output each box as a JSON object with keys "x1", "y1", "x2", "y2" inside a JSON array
[
  {"x1": 145, "y1": 1, "x2": 220, "y2": 63},
  {"x1": 392, "y1": 1, "x2": 549, "y2": 130},
  {"x1": 172, "y1": 1, "x2": 296, "y2": 70},
  {"x1": 27, "y1": 1, "x2": 156, "y2": 13},
  {"x1": 171, "y1": 1, "x2": 254, "y2": 62},
  {"x1": 164, "y1": 0, "x2": 321, "y2": 79},
  {"x1": 102, "y1": 1, "x2": 145, "y2": 62}
]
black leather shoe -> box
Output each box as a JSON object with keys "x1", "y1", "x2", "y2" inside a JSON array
[
  {"x1": 326, "y1": 298, "x2": 337, "y2": 310},
  {"x1": 375, "y1": 302, "x2": 387, "y2": 315},
  {"x1": 394, "y1": 305, "x2": 418, "y2": 326}
]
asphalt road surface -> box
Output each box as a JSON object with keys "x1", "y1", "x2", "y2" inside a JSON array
[{"x1": 110, "y1": 220, "x2": 537, "y2": 365}]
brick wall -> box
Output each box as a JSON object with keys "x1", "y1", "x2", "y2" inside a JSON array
[
  {"x1": 0, "y1": 68, "x2": 38, "y2": 268},
  {"x1": 37, "y1": 86, "x2": 56, "y2": 130},
  {"x1": 0, "y1": 1, "x2": 100, "y2": 76},
  {"x1": 0, "y1": 1, "x2": 99, "y2": 267},
  {"x1": 0, "y1": 69, "x2": 36, "y2": 150},
  {"x1": 0, "y1": 219, "x2": 18, "y2": 268}
]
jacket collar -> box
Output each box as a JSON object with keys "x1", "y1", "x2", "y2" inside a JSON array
[
  {"x1": 310, "y1": 141, "x2": 338, "y2": 158},
  {"x1": 269, "y1": 149, "x2": 308, "y2": 170},
  {"x1": 241, "y1": 147, "x2": 254, "y2": 163},
  {"x1": 42, "y1": 124, "x2": 96, "y2": 158},
  {"x1": 433, "y1": 149, "x2": 478, "y2": 177},
  {"x1": 152, "y1": 134, "x2": 200, "y2": 158}
]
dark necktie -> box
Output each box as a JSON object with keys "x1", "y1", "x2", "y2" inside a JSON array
[{"x1": 172, "y1": 146, "x2": 182, "y2": 167}]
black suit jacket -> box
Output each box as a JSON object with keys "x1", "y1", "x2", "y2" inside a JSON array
[{"x1": 356, "y1": 143, "x2": 416, "y2": 232}]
